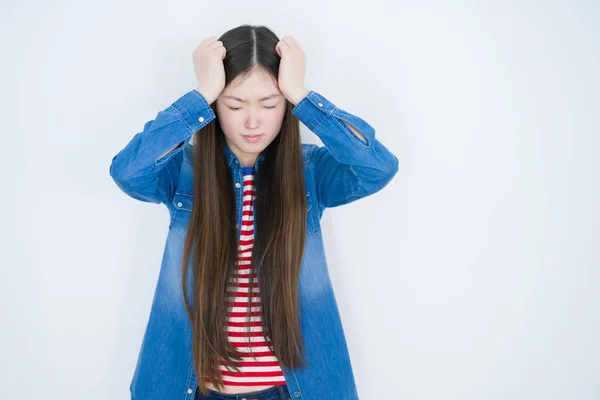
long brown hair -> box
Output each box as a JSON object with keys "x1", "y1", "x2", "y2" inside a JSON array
[{"x1": 181, "y1": 25, "x2": 308, "y2": 395}]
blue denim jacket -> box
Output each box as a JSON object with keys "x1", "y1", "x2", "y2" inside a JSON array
[{"x1": 109, "y1": 88, "x2": 399, "y2": 400}]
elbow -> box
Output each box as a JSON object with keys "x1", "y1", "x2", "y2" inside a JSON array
[
  {"x1": 380, "y1": 149, "x2": 399, "y2": 182},
  {"x1": 381, "y1": 157, "x2": 399, "y2": 188},
  {"x1": 387, "y1": 153, "x2": 399, "y2": 175},
  {"x1": 109, "y1": 154, "x2": 128, "y2": 186},
  {"x1": 375, "y1": 153, "x2": 399, "y2": 192},
  {"x1": 109, "y1": 153, "x2": 138, "y2": 194}
]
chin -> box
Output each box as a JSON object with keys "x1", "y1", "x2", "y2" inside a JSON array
[{"x1": 243, "y1": 144, "x2": 268, "y2": 153}]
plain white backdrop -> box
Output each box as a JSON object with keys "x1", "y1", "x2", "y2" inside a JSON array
[{"x1": 1, "y1": 1, "x2": 599, "y2": 399}]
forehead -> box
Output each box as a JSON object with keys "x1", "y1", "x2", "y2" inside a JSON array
[{"x1": 223, "y1": 70, "x2": 280, "y2": 99}]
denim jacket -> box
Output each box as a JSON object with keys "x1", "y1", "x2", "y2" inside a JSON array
[{"x1": 109, "y1": 88, "x2": 399, "y2": 400}]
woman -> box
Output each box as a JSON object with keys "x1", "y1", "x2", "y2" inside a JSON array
[{"x1": 110, "y1": 24, "x2": 398, "y2": 400}]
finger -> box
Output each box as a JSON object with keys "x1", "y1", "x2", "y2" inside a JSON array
[
  {"x1": 283, "y1": 36, "x2": 298, "y2": 48},
  {"x1": 279, "y1": 37, "x2": 292, "y2": 49},
  {"x1": 201, "y1": 36, "x2": 218, "y2": 48},
  {"x1": 275, "y1": 42, "x2": 283, "y2": 56},
  {"x1": 209, "y1": 40, "x2": 223, "y2": 50}
]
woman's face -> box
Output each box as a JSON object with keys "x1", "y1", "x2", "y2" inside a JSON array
[{"x1": 215, "y1": 68, "x2": 287, "y2": 167}]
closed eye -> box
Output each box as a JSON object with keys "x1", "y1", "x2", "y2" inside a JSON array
[{"x1": 228, "y1": 106, "x2": 277, "y2": 111}]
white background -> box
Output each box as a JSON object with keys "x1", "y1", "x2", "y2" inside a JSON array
[{"x1": 1, "y1": 1, "x2": 599, "y2": 399}]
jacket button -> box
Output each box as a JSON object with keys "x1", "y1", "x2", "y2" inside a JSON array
[
  {"x1": 294, "y1": 391, "x2": 301, "y2": 397},
  {"x1": 187, "y1": 388, "x2": 193, "y2": 394},
  {"x1": 235, "y1": 182, "x2": 241, "y2": 188},
  {"x1": 317, "y1": 102, "x2": 323, "y2": 107},
  {"x1": 177, "y1": 202, "x2": 183, "y2": 207},
  {"x1": 198, "y1": 116, "x2": 204, "y2": 122}
]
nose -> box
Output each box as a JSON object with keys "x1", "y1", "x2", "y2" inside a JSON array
[{"x1": 244, "y1": 107, "x2": 261, "y2": 130}]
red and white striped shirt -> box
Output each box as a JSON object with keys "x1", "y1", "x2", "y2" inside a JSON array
[{"x1": 205, "y1": 166, "x2": 287, "y2": 388}]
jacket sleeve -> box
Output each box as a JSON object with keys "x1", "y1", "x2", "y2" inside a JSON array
[
  {"x1": 109, "y1": 89, "x2": 215, "y2": 205},
  {"x1": 291, "y1": 90, "x2": 399, "y2": 209}
]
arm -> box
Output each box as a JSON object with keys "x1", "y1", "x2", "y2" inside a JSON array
[
  {"x1": 109, "y1": 89, "x2": 215, "y2": 205},
  {"x1": 289, "y1": 88, "x2": 368, "y2": 145},
  {"x1": 291, "y1": 90, "x2": 399, "y2": 209}
]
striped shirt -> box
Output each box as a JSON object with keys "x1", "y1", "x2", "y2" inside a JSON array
[{"x1": 204, "y1": 166, "x2": 287, "y2": 387}]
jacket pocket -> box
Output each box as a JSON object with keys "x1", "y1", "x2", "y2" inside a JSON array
[
  {"x1": 170, "y1": 191, "x2": 194, "y2": 238},
  {"x1": 170, "y1": 191, "x2": 319, "y2": 239}
]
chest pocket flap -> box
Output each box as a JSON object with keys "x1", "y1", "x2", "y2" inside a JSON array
[
  {"x1": 170, "y1": 191, "x2": 194, "y2": 237},
  {"x1": 172, "y1": 191, "x2": 193, "y2": 211}
]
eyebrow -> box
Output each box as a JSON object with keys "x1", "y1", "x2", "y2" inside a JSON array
[{"x1": 222, "y1": 94, "x2": 282, "y2": 103}]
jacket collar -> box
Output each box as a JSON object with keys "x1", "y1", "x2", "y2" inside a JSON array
[
  {"x1": 222, "y1": 138, "x2": 267, "y2": 171},
  {"x1": 188, "y1": 137, "x2": 267, "y2": 170}
]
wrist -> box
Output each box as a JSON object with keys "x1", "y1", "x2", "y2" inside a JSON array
[
  {"x1": 196, "y1": 87, "x2": 216, "y2": 105},
  {"x1": 289, "y1": 87, "x2": 310, "y2": 106}
]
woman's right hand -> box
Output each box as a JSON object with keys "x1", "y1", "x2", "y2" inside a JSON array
[{"x1": 193, "y1": 37, "x2": 226, "y2": 105}]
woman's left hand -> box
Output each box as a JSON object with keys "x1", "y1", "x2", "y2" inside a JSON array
[{"x1": 275, "y1": 36, "x2": 310, "y2": 105}]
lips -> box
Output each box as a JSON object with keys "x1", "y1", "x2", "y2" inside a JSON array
[{"x1": 242, "y1": 134, "x2": 264, "y2": 143}]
